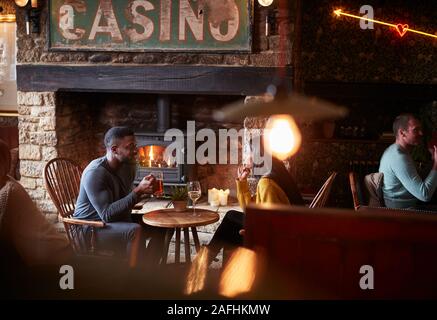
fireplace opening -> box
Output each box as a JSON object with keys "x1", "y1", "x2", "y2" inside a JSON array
[
  {"x1": 135, "y1": 132, "x2": 185, "y2": 187},
  {"x1": 138, "y1": 145, "x2": 174, "y2": 168}
]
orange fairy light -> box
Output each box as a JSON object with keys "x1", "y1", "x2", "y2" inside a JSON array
[{"x1": 334, "y1": 9, "x2": 437, "y2": 39}]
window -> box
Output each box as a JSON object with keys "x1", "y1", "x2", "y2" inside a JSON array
[{"x1": 0, "y1": 19, "x2": 17, "y2": 113}]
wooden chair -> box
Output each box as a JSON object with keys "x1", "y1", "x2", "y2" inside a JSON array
[
  {"x1": 9, "y1": 147, "x2": 19, "y2": 180},
  {"x1": 309, "y1": 172, "x2": 337, "y2": 208},
  {"x1": 349, "y1": 171, "x2": 364, "y2": 210},
  {"x1": 349, "y1": 172, "x2": 385, "y2": 211},
  {"x1": 237, "y1": 172, "x2": 337, "y2": 244},
  {"x1": 363, "y1": 172, "x2": 385, "y2": 207},
  {"x1": 44, "y1": 158, "x2": 106, "y2": 256}
]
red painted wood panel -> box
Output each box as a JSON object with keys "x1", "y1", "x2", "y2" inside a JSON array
[
  {"x1": 0, "y1": 126, "x2": 18, "y2": 149},
  {"x1": 245, "y1": 205, "x2": 437, "y2": 299}
]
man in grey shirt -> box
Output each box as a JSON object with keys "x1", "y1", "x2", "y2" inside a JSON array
[{"x1": 74, "y1": 127, "x2": 164, "y2": 266}]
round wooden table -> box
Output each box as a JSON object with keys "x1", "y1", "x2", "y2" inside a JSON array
[{"x1": 143, "y1": 208, "x2": 219, "y2": 264}]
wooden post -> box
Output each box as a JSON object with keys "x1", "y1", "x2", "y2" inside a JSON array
[{"x1": 292, "y1": 0, "x2": 303, "y2": 93}]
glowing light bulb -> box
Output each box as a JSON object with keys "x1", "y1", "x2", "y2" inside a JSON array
[
  {"x1": 258, "y1": 0, "x2": 273, "y2": 7},
  {"x1": 264, "y1": 115, "x2": 301, "y2": 160}
]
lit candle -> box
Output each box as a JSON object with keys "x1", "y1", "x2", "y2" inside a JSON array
[
  {"x1": 208, "y1": 188, "x2": 219, "y2": 205},
  {"x1": 218, "y1": 189, "x2": 230, "y2": 206},
  {"x1": 210, "y1": 199, "x2": 220, "y2": 207}
]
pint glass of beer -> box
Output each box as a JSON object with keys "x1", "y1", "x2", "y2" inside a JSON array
[{"x1": 154, "y1": 171, "x2": 164, "y2": 197}]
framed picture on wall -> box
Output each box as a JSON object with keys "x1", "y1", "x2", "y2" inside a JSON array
[{"x1": 48, "y1": 0, "x2": 253, "y2": 52}]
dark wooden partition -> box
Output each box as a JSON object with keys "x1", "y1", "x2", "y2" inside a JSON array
[
  {"x1": 244, "y1": 204, "x2": 437, "y2": 299},
  {"x1": 0, "y1": 126, "x2": 18, "y2": 149}
]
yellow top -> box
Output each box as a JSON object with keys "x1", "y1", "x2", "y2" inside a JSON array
[{"x1": 236, "y1": 177, "x2": 290, "y2": 210}]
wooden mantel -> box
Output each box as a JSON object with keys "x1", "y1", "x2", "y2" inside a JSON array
[{"x1": 16, "y1": 64, "x2": 292, "y2": 95}]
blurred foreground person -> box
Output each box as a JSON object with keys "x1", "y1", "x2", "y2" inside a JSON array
[
  {"x1": 0, "y1": 138, "x2": 74, "y2": 298},
  {"x1": 0, "y1": 138, "x2": 73, "y2": 266}
]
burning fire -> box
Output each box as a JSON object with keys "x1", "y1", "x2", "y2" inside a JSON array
[
  {"x1": 137, "y1": 145, "x2": 175, "y2": 168},
  {"x1": 149, "y1": 145, "x2": 154, "y2": 161}
]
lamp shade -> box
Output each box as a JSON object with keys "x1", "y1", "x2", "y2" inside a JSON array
[
  {"x1": 213, "y1": 93, "x2": 348, "y2": 122},
  {"x1": 14, "y1": 0, "x2": 29, "y2": 7},
  {"x1": 258, "y1": 0, "x2": 274, "y2": 7}
]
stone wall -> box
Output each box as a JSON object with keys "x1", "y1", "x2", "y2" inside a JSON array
[{"x1": 17, "y1": 91, "x2": 58, "y2": 221}]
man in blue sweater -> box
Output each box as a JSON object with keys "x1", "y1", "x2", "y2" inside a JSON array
[
  {"x1": 74, "y1": 127, "x2": 164, "y2": 265},
  {"x1": 379, "y1": 114, "x2": 437, "y2": 209}
]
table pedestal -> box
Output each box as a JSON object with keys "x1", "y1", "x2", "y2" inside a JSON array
[{"x1": 143, "y1": 208, "x2": 219, "y2": 264}]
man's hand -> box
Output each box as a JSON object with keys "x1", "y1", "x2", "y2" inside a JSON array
[
  {"x1": 431, "y1": 146, "x2": 437, "y2": 170},
  {"x1": 134, "y1": 174, "x2": 156, "y2": 196}
]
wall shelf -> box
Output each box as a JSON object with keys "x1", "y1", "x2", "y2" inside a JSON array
[{"x1": 305, "y1": 138, "x2": 393, "y2": 144}]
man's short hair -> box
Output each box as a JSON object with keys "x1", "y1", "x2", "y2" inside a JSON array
[
  {"x1": 393, "y1": 113, "x2": 417, "y2": 137},
  {"x1": 104, "y1": 127, "x2": 134, "y2": 149}
]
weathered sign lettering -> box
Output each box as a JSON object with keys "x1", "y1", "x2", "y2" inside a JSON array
[{"x1": 49, "y1": 0, "x2": 252, "y2": 51}]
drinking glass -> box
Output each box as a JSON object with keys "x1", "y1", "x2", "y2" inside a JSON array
[
  {"x1": 187, "y1": 181, "x2": 201, "y2": 216},
  {"x1": 154, "y1": 171, "x2": 164, "y2": 197}
]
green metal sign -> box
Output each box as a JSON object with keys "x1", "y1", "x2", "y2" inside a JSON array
[{"x1": 49, "y1": 0, "x2": 253, "y2": 52}]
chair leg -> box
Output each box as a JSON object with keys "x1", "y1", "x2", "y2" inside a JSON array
[
  {"x1": 161, "y1": 228, "x2": 173, "y2": 264},
  {"x1": 191, "y1": 227, "x2": 201, "y2": 253},
  {"x1": 184, "y1": 228, "x2": 191, "y2": 263},
  {"x1": 175, "y1": 228, "x2": 181, "y2": 264},
  {"x1": 90, "y1": 226, "x2": 96, "y2": 254}
]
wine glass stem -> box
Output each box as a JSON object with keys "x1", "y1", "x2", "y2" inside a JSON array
[{"x1": 193, "y1": 201, "x2": 196, "y2": 215}]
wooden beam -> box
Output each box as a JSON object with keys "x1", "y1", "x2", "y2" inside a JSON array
[
  {"x1": 305, "y1": 82, "x2": 437, "y2": 100},
  {"x1": 17, "y1": 64, "x2": 292, "y2": 95}
]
